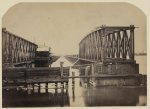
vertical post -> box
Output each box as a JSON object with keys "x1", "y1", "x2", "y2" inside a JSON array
[
  {"x1": 55, "y1": 83, "x2": 58, "y2": 93},
  {"x1": 66, "y1": 82, "x2": 68, "y2": 92},
  {"x1": 8, "y1": 33, "x2": 13, "y2": 66},
  {"x1": 79, "y1": 43, "x2": 81, "y2": 58},
  {"x1": 46, "y1": 83, "x2": 48, "y2": 93},
  {"x1": 61, "y1": 82, "x2": 64, "y2": 92},
  {"x1": 91, "y1": 33, "x2": 93, "y2": 60},
  {"x1": 116, "y1": 31, "x2": 120, "y2": 58},
  {"x1": 87, "y1": 35, "x2": 90, "y2": 60},
  {"x1": 101, "y1": 26, "x2": 106, "y2": 62},
  {"x1": 112, "y1": 32, "x2": 116, "y2": 58},
  {"x1": 32, "y1": 83, "x2": 34, "y2": 93},
  {"x1": 38, "y1": 83, "x2": 40, "y2": 93},
  {"x1": 122, "y1": 30, "x2": 126, "y2": 59},
  {"x1": 91, "y1": 64, "x2": 94, "y2": 75},
  {"x1": 60, "y1": 62, "x2": 64, "y2": 77},
  {"x1": 27, "y1": 84, "x2": 32, "y2": 94},
  {"x1": 26, "y1": 83, "x2": 28, "y2": 92},
  {"x1": 96, "y1": 32, "x2": 99, "y2": 61},
  {"x1": 84, "y1": 39, "x2": 86, "y2": 59},
  {"x1": 130, "y1": 25, "x2": 135, "y2": 60},
  {"x1": 72, "y1": 72, "x2": 75, "y2": 86}
]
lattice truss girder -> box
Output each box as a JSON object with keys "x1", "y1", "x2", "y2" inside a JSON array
[
  {"x1": 2, "y1": 30, "x2": 37, "y2": 64},
  {"x1": 79, "y1": 25, "x2": 135, "y2": 61},
  {"x1": 79, "y1": 29, "x2": 103, "y2": 61},
  {"x1": 104, "y1": 29, "x2": 134, "y2": 59}
]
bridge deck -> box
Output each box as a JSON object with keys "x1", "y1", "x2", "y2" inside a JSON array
[
  {"x1": 3, "y1": 78, "x2": 68, "y2": 85},
  {"x1": 61, "y1": 74, "x2": 141, "y2": 79},
  {"x1": 2, "y1": 67, "x2": 69, "y2": 86}
]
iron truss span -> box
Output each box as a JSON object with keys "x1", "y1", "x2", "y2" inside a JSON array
[
  {"x1": 79, "y1": 25, "x2": 136, "y2": 63},
  {"x1": 2, "y1": 28, "x2": 38, "y2": 66}
]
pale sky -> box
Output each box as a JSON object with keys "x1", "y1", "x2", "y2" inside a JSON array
[{"x1": 2, "y1": 3, "x2": 146, "y2": 55}]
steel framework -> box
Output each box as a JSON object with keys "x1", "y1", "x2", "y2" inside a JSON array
[
  {"x1": 79, "y1": 25, "x2": 135, "y2": 62},
  {"x1": 2, "y1": 28, "x2": 38, "y2": 65}
]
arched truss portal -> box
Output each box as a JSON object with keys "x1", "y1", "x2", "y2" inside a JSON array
[{"x1": 79, "y1": 25, "x2": 135, "y2": 63}]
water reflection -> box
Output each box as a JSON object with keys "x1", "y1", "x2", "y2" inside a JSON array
[
  {"x1": 3, "y1": 82, "x2": 146, "y2": 107},
  {"x1": 72, "y1": 87, "x2": 75, "y2": 102},
  {"x1": 3, "y1": 86, "x2": 70, "y2": 107},
  {"x1": 82, "y1": 86, "x2": 146, "y2": 106}
]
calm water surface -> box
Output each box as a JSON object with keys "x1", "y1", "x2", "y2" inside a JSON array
[
  {"x1": 135, "y1": 56, "x2": 147, "y2": 74},
  {"x1": 2, "y1": 78, "x2": 147, "y2": 107}
]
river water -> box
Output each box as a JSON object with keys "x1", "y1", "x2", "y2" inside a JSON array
[
  {"x1": 135, "y1": 56, "x2": 147, "y2": 75},
  {"x1": 3, "y1": 56, "x2": 147, "y2": 107}
]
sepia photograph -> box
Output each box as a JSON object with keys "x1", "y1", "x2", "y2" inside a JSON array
[{"x1": 1, "y1": 2, "x2": 148, "y2": 107}]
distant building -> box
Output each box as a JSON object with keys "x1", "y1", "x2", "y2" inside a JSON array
[{"x1": 34, "y1": 46, "x2": 52, "y2": 67}]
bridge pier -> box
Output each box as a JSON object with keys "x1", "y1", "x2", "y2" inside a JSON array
[
  {"x1": 38, "y1": 83, "x2": 41, "y2": 93},
  {"x1": 45, "y1": 83, "x2": 48, "y2": 93},
  {"x1": 61, "y1": 82, "x2": 64, "y2": 89},
  {"x1": 65, "y1": 82, "x2": 68, "y2": 90},
  {"x1": 72, "y1": 72, "x2": 75, "y2": 88},
  {"x1": 77, "y1": 25, "x2": 145, "y2": 86},
  {"x1": 32, "y1": 83, "x2": 34, "y2": 93},
  {"x1": 55, "y1": 83, "x2": 58, "y2": 93}
]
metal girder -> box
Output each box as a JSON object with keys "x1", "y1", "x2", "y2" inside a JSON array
[
  {"x1": 2, "y1": 28, "x2": 38, "y2": 65},
  {"x1": 79, "y1": 25, "x2": 135, "y2": 62}
]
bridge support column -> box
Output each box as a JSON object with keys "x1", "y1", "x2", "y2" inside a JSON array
[
  {"x1": 27, "y1": 84, "x2": 32, "y2": 94},
  {"x1": 55, "y1": 83, "x2": 58, "y2": 93},
  {"x1": 72, "y1": 72, "x2": 75, "y2": 88},
  {"x1": 61, "y1": 82, "x2": 64, "y2": 88},
  {"x1": 32, "y1": 83, "x2": 34, "y2": 93},
  {"x1": 38, "y1": 83, "x2": 40, "y2": 93},
  {"x1": 65, "y1": 82, "x2": 68, "y2": 92},
  {"x1": 60, "y1": 62, "x2": 64, "y2": 77},
  {"x1": 61, "y1": 82, "x2": 64, "y2": 94},
  {"x1": 46, "y1": 83, "x2": 48, "y2": 93}
]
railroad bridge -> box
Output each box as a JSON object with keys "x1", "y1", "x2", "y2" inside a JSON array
[
  {"x1": 2, "y1": 28, "x2": 69, "y2": 90},
  {"x1": 2, "y1": 28, "x2": 38, "y2": 67},
  {"x1": 79, "y1": 25, "x2": 135, "y2": 62},
  {"x1": 66, "y1": 25, "x2": 136, "y2": 64},
  {"x1": 2, "y1": 25, "x2": 146, "y2": 88},
  {"x1": 65, "y1": 25, "x2": 145, "y2": 86}
]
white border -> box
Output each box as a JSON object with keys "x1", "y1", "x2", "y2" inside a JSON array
[{"x1": 0, "y1": 0, "x2": 149, "y2": 109}]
